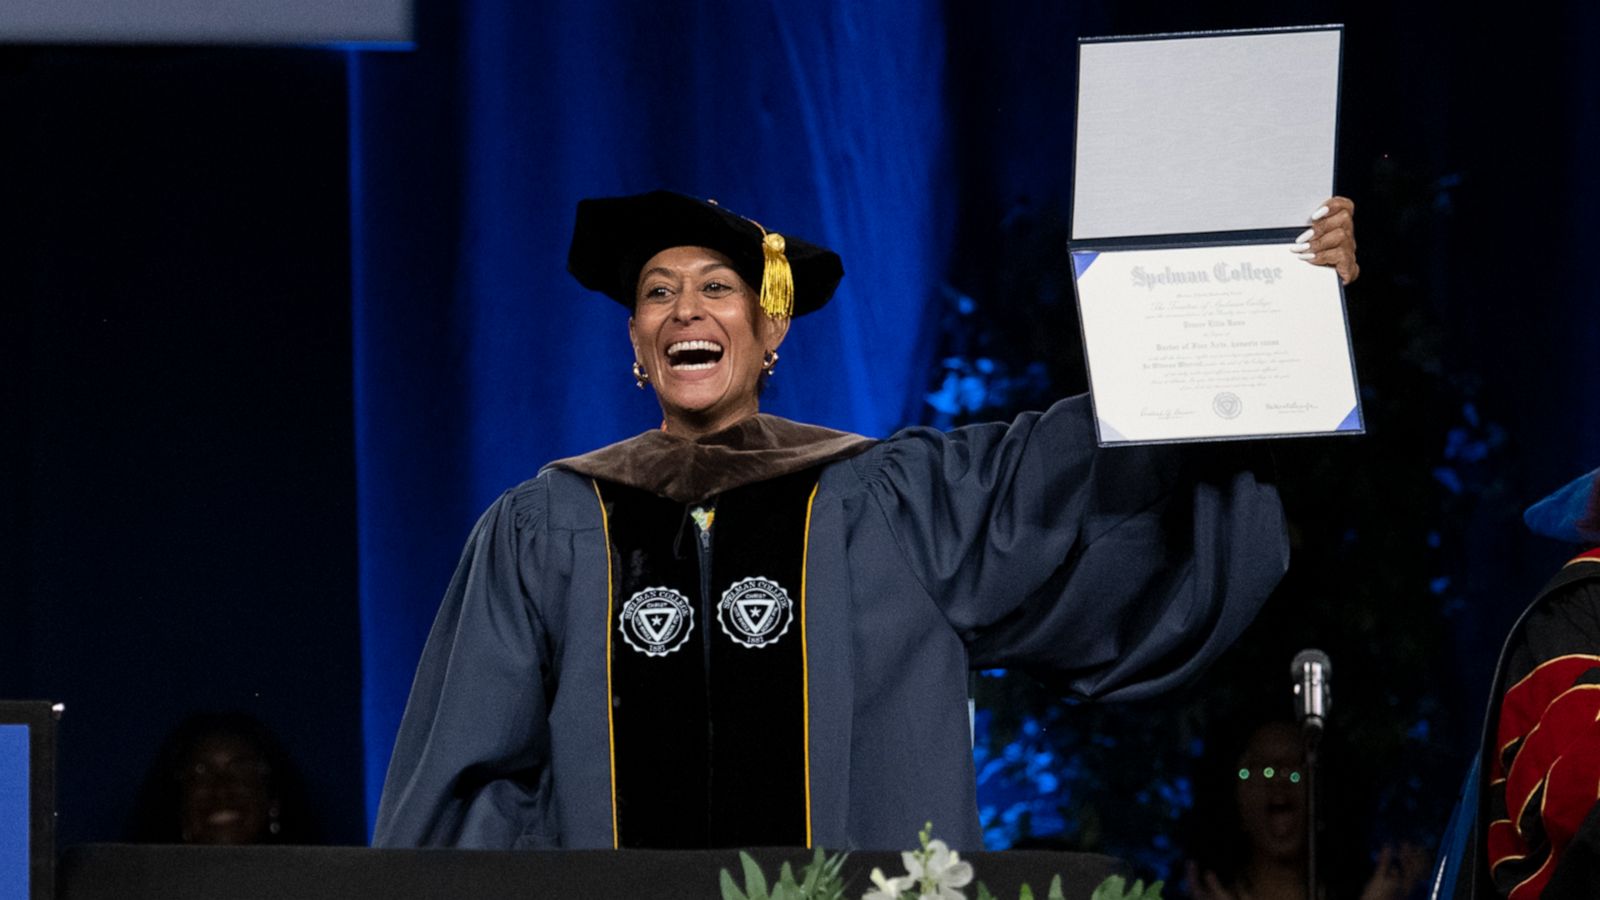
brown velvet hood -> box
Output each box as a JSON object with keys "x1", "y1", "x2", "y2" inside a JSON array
[{"x1": 545, "y1": 414, "x2": 877, "y2": 504}]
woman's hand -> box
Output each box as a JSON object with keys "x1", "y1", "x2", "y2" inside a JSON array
[
  {"x1": 1357, "y1": 843, "x2": 1429, "y2": 900},
  {"x1": 1296, "y1": 196, "x2": 1359, "y2": 285},
  {"x1": 1185, "y1": 860, "x2": 1249, "y2": 900}
]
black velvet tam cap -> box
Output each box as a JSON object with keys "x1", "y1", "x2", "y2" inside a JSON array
[{"x1": 566, "y1": 190, "x2": 844, "y2": 316}]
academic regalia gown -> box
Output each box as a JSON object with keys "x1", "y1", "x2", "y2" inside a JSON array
[
  {"x1": 372, "y1": 394, "x2": 1287, "y2": 851},
  {"x1": 1438, "y1": 549, "x2": 1600, "y2": 900}
]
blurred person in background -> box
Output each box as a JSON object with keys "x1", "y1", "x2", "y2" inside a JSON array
[
  {"x1": 1188, "y1": 717, "x2": 1427, "y2": 900},
  {"x1": 126, "y1": 711, "x2": 316, "y2": 845}
]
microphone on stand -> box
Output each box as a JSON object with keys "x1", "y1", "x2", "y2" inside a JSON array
[
  {"x1": 1292, "y1": 648, "x2": 1333, "y2": 746},
  {"x1": 1291, "y1": 649, "x2": 1331, "y2": 900}
]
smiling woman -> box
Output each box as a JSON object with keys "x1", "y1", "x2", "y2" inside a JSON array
[
  {"x1": 627, "y1": 245, "x2": 787, "y2": 437},
  {"x1": 126, "y1": 712, "x2": 314, "y2": 846},
  {"x1": 372, "y1": 190, "x2": 1347, "y2": 852}
]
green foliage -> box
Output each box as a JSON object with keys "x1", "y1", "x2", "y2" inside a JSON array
[
  {"x1": 796, "y1": 847, "x2": 848, "y2": 900},
  {"x1": 974, "y1": 873, "x2": 1068, "y2": 900},
  {"x1": 742, "y1": 853, "x2": 769, "y2": 899},
  {"x1": 719, "y1": 848, "x2": 847, "y2": 900},
  {"x1": 1089, "y1": 875, "x2": 1163, "y2": 900}
]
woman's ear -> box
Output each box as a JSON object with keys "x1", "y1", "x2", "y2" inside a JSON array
[
  {"x1": 761, "y1": 313, "x2": 791, "y2": 353},
  {"x1": 627, "y1": 316, "x2": 640, "y2": 360}
]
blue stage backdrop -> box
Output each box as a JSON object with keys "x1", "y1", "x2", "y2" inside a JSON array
[{"x1": 350, "y1": 1, "x2": 953, "y2": 828}]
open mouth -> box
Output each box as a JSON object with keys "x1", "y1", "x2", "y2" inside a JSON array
[
  {"x1": 206, "y1": 809, "x2": 244, "y2": 826},
  {"x1": 1265, "y1": 800, "x2": 1299, "y2": 833},
  {"x1": 666, "y1": 339, "x2": 724, "y2": 371}
]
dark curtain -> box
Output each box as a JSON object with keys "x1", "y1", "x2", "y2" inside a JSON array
[{"x1": 0, "y1": 46, "x2": 364, "y2": 844}]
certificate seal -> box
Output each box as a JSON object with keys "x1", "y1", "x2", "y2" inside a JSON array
[
  {"x1": 620, "y1": 586, "x2": 694, "y2": 657},
  {"x1": 1212, "y1": 392, "x2": 1243, "y2": 420},
  {"x1": 717, "y1": 577, "x2": 794, "y2": 649}
]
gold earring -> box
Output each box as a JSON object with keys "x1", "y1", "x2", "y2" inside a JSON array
[
  {"x1": 761, "y1": 349, "x2": 779, "y2": 374},
  {"x1": 632, "y1": 360, "x2": 649, "y2": 389}
]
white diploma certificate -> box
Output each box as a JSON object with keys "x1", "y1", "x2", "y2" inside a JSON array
[
  {"x1": 1068, "y1": 26, "x2": 1357, "y2": 444},
  {"x1": 1072, "y1": 243, "x2": 1360, "y2": 444},
  {"x1": 1072, "y1": 29, "x2": 1342, "y2": 240}
]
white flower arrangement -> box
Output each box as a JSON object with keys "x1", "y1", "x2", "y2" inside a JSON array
[
  {"x1": 717, "y1": 823, "x2": 1163, "y2": 900},
  {"x1": 867, "y1": 822, "x2": 975, "y2": 900}
]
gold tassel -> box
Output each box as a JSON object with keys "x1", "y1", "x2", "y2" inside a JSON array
[{"x1": 759, "y1": 231, "x2": 794, "y2": 321}]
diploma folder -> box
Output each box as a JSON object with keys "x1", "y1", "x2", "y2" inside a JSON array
[{"x1": 1068, "y1": 26, "x2": 1363, "y2": 446}]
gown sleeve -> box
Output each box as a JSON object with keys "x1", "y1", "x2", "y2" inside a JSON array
[
  {"x1": 1486, "y1": 575, "x2": 1600, "y2": 899},
  {"x1": 371, "y1": 477, "x2": 558, "y2": 848},
  {"x1": 855, "y1": 393, "x2": 1287, "y2": 701}
]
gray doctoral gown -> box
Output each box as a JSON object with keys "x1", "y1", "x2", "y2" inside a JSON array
[{"x1": 373, "y1": 394, "x2": 1287, "y2": 851}]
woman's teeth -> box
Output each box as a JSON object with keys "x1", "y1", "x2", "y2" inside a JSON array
[{"x1": 666, "y1": 339, "x2": 724, "y2": 369}]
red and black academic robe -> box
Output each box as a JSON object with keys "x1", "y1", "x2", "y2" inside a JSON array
[
  {"x1": 1481, "y1": 549, "x2": 1600, "y2": 900},
  {"x1": 1459, "y1": 544, "x2": 1600, "y2": 890}
]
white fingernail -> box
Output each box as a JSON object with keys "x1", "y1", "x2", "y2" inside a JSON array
[
  {"x1": 1296, "y1": 228, "x2": 1315, "y2": 242},
  {"x1": 1311, "y1": 205, "x2": 1330, "y2": 220},
  {"x1": 1292, "y1": 242, "x2": 1310, "y2": 252},
  {"x1": 1295, "y1": 252, "x2": 1316, "y2": 260}
]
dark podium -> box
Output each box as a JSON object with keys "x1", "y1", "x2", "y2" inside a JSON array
[{"x1": 60, "y1": 845, "x2": 1132, "y2": 900}]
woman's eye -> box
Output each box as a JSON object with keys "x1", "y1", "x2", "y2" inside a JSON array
[
  {"x1": 704, "y1": 281, "x2": 731, "y2": 294},
  {"x1": 643, "y1": 285, "x2": 671, "y2": 299}
]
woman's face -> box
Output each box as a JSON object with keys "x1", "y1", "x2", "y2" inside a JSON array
[
  {"x1": 177, "y1": 732, "x2": 276, "y2": 845},
  {"x1": 629, "y1": 245, "x2": 788, "y2": 437},
  {"x1": 1234, "y1": 722, "x2": 1308, "y2": 864}
]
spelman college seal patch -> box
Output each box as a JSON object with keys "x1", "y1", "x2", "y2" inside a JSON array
[
  {"x1": 619, "y1": 586, "x2": 694, "y2": 657},
  {"x1": 717, "y1": 576, "x2": 794, "y2": 649}
]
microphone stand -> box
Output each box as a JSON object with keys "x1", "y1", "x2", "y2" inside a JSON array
[
  {"x1": 1304, "y1": 719, "x2": 1322, "y2": 900},
  {"x1": 1292, "y1": 649, "x2": 1330, "y2": 900}
]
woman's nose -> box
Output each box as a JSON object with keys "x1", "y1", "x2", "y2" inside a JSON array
[{"x1": 670, "y1": 291, "x2": 705, "y2": 322}]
